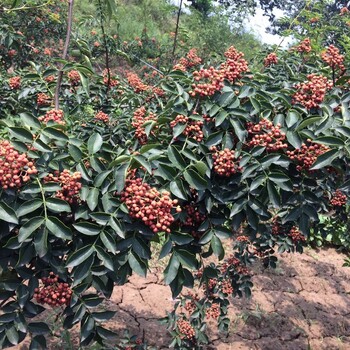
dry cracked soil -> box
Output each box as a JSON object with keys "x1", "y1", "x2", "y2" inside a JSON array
[{"x1": 11, "y1": 246, "x2": 350, "y2": 350}]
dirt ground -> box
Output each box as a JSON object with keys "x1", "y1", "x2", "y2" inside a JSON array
[{"x1": 12, "y1": 247, "x2": 350, "y2": 350}]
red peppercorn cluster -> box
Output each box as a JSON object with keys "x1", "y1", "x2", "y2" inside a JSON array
[
  {"x1": 220, "y1": 255, "x2": 249, "y2": 275},
  {"x1": 0, "y1": 140, "x2": 37, "y2": 189},
  {"x1": 44, "y1": 169, "x2": 82, "y2": 204},
  {"x1": 174, "y1": 48, "x2": 202, "y2": 71},
  {"x1": 181, "y1": 204, "x2": 206, "y2": 238},
  {"x1": 120, "y1": 177, "x2": 180, "y2": 233},
  {"x1": 170, "y1": 115, "x2": 204, "y2": 142},
  {"x1": 220, "y1": 46, "x2": 249, "y2": 83},
  {"x1": 295, "y1": 38, "x2": 312, "y2": 53},
  {"x1": 9, "y1": 76, "x2": 21, "y2": 90},
  {"x1": 38, "y1": 109, "x2": 65, "y2": 125},
  {"x1": 34, "y1": 272, "x2": 72, "y2": 307},
  {"x1": 330, "y1": 190, "x2": 347, "y2": 207},
  {"x1": 210, "y1": 146, "x2": 242, "y2": 177},
  {"x1": 340, "y1": 7, "x2": 349, "y2": 15},
  {"x1": 132, "y1": 107, "x2": 157, "y2": 145},
  {"x1": 205, "y1": 303, "x2": 220, "y2": 320},
  {"x1": 177, "y1": 319, "x2": 195, "y2": 339},
  {"x1": 37, "y1": 93, "x2": 51, "y2": 106},
  {"x1": 246, "y1": 119, "x2": 287, "y2": 151},
  {"x1": 310, "y1": 17, "x2": 319, "y2": 23},
  {"x1": 94, "y1": 111, "x2": 109, "y2": 123},
  {"x1": 321, "y1": 45, "x2": 345, "y2": 71},
  {"x1": 102, "y1": 68, "x2": 119, "y2": 87},
  {"x1": 236, "y1": 235, "x2": 250, "y2": 243},
  {"x1": 264, "y1": 52, "x2": 278, "y2": 67},
  {"x1": 189, "y1": 66, "x2": 224, "y2": 97},
  {"x1": 67, "y1": 70, "x2": 80, "y2": 86},
  {"x1": 126, "y1": 72, "x2": 150, "y2": 93},
  {"x1": 288, "y1": 226, "x2": 306, "y2": 243},
  {"x1": 184, "y1": 292, "x2": 199, "y2": 314},
  {"x1": 292, "y1": 74, "x2": 332, "y2": 109},
  {"x1": 45, "y1": 75, "x2": 55, "y2": 83},
  {"x1": 8, "y1": 49, "x2": 17, "y2": 58},
  {"x1": 286, "y1": 140, "x2": 330, "y2": 171},
  {"x1": 221, "y1": 279, "x2": 234, "y2": 295}
]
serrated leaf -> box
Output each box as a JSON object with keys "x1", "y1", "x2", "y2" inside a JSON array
[
  {"x1": 46, "y1": 198, "x2": 71, "y2": 213},
  {"x1": 46, "y1": 217, "x2": 72, "y2": 240},
  {"x1": 310, "y1": 149, "x2": 338, "y2": 170},
  {"x1": 66, "y1": 245, "x2": 95, "y2": 268}
]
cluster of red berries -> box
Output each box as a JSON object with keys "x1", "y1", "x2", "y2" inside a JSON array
[
  {"x1": 45, "y1": 75, "x2": 55, "y2": 83},
  {"x1": 286, "y1": 140, "x2": 330, "y2": 171},
  {"x1": 295, "y1": 38, "x2": 312, "y2": 53},
  {"x1": 94, "y1": 111, "x2": 109, "y2": 123},
  {"x1": 0, "y1": 140, "x2": 37, "y2": 189},
  {"x1": 330, "y1": 190, "x2": 347, "y2": 207},
  {"x1": 184, "y1": 292, "x2": 199, "y2": 314},
  {"x1": 38, "y1": 109, "x2": 65, "y2": 125},
  {"x1": 182, "y1": 204, "x2": 206, "y2": 238},
  {"x1": 170, "y1": 115, "x2": 204, "y2": 142},
  {"x1": 190, "y1": 66, "x2": 225, "y2": 97},
  {"x1": 67, "y1": 70, "x2": 80, "y2": 86},
  {"x1": 205, "y1": 303, "x2": 220, "y2": 320},
  {"x1": 177, "y1": 319, "x2": 195, "y2": 340},
  {"x1": 120, "y1": 177, "x2": 180, "y2": 233},
  {"x1": 8, "y1": 49, "x2": 17, "y2": 58},
  {"x1": 34, "y1": 273, "x2": 72, "y2": 307},
  {"x1": 340, "y1": 7, "x2": 349, "y2": 15},
  {"x1": 221, "y1": 255, "x2": 249, "y2": 275},
  {"x1": 127, "y1": 72, "x2": 150, "y2": 93},
  {"x1": 102, "y1": 68, "x2": 119, "y2": 87},
  {"x1": 174, "y1": 48, "x2": 202, "y2": 71},
  {"x1": 9, "y1": 76, "x2": 21, "y2": 90},
  {"x1": 310, "y1": 17, "x2": 319, "y2": 23},
  {"x1": 220, "y1": 46, "x2": 249, "y2": 83},
  {"x1": 236, "y1": 235, "x2": 250, "y2": 243},
  {"x1": 247, "y1": 119, "x2": 287, "y2": 151},
  {"x1": 37, "y1": 93, "x2": 51, "y2": 106},
  {"x1": 288, "y1": 226, "x2": 306, "y2": 243},
  {"x1": 221, "y1": 279, "x2": 234, "y2": 295},
  {"x1": 132, "y1": 107, "x2": 157, "y2": 145},
  {"x1": 44, "y1": 169, "x2": 82, "y2": 204},
  {"x1": 210, "y1": 146, "x2": 242, "y2": 177},
  {"x1": 321, "y1": 45, "x2": 345, "y2": 71},
  {"x1": 264, "y1": 52, "x2": 278, "y2": 67},
  {"x1": 292, "y1": 74, "x2": 332, "y2": 109}
]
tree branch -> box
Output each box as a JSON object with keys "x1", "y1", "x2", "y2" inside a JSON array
[
  {"x1": 172, "y1": 0, "x2": 183, "y2": 61},
  {"x1": 54, "y1": 0, "x2": 74, "y2": 110}
]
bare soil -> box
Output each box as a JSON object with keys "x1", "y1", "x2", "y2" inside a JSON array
[{"x1": 11, "y1": 247, "x2": 350, "y2": 350}]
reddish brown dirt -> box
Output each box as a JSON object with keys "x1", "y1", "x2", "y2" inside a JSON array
[{"x1": 12, "y1": 247, "x2": 350, "y2": 350}]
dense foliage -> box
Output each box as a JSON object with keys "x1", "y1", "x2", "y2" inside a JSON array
[{"x1": 1, "y1": 0, "x2": 350, "y2": 349}]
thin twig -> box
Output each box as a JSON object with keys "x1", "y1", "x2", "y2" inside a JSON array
[
  {"x1": 98, "y1": 0, "x2": 111, "y2": 102},
  {"x1": 54, "y1": 0, "x2": 74, "y2": 109},
  {"x1": 172, "y1": 0, "x2": 183, "y2": 61}
]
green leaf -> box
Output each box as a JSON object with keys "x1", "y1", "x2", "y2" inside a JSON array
[
  {"x1": 73, "y1": 222, "x2": 101, "y2": 236},
  {"x1": 286, "y1": 109, "x2": 301, "y2": 129},
  {"x1": 267, "y1": 181, "x2": 280, "y2": 208},
  {"x1": 0, "y1": 202, "x2": 18, "y2": 224},
  {"x1": 28, "y1": 322, "x2": 50, "y2": 334},
  {"x1": 46, "y1": 198, "x2": 71, "y2": 213},
  {"x1": 168, "y1": 145, "x2": 186, "y2": 170},
  {"x1": 42, "y1": 127, "x2": 68, "y2": 142},
  {"x1": 87, "y1": 187, "x2": 99, "y2": 211},
  {"x1": 310, "y1": 149, "x2": 339, "y2": 170},
  {"x1": 286, "y1": 131, "x2": 302, "y2": 149},
  {"x1": 95, "y1": 246, "x2": 114, "y2": 270},
  {"x1": 29, "y1": 335, "x2": 47, "y2": 350},
  {"x1": 20, "y1": 113, "x2": 41, "y2": 129},
  {"x1": 297, "y1": 116, "x2": 322, "y2": 130},
  {"x1": 128, "y1": 252, "x2": 147, "y2": 277},
  {"x1": 9, "y1": 127, "x2": 33, "y2": 142},
  {"x1": 314, "y1": 136, "x2": 344, "y2": 147},
  {"x1": 6, "y1": 326, "x2": 19, "y2": 345},
  {"x1": 66, "y1": 245, "x2": 95, "y2": 268},
  {"x1": 132, "y1": 237, "x2": 151, "y2": 260},
  {"x1": 18, "y1": 216, "x2": 45, "y2": 243},
  {"x1": 184, "y1": 169, "x2": 208, "y2": 190},
  {"x1": 175, "y1": 250, "x2": 198, "y2": 269},
  {"x1": 68, "y1": 144, "x2": 83, "y2": 162},
  {"x1": 170, "y1": 180, "x2": 187, "y2": 200},
  {"x1": 134, "y1": 155, "x2": 152, "y2": 174},
  {"x1": 87, "y1": 133, "x2": 103, "y2": 154},
  {"x1": 164, "y1": 254, "x2": 180, "y2": 285},
  {"x1": 100, "y1": 231, "x2": 117, "y2": 254},
  {"x1": 211, "y1": 235, "x2": 224, "y2": 260},
  {"x1": 46, "y1": 217, "x2": 72, "y2": 240}
]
